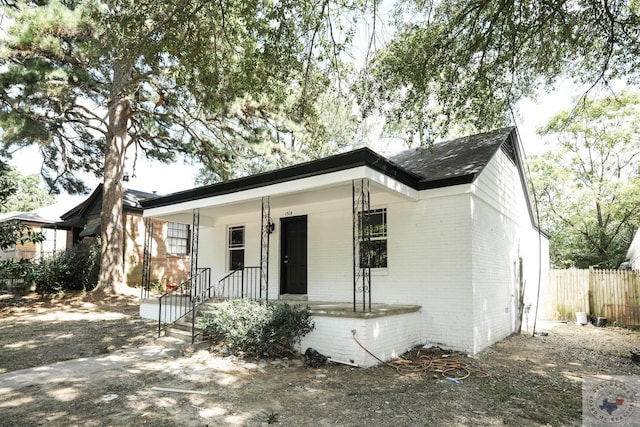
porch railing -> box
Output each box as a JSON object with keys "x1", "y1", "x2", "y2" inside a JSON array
[
  {"x1": 190, "y1": 266, "x2": 263, "y2": 343},
  {"x1": 157, "y1": 267, "x2": 211, "y2": 339},
  {"x1": 158, "y1": 266, "x2": 264, "y2": 343},
  {"x1": 207, "y1": 266, "x2": 263, "y2": 301}
]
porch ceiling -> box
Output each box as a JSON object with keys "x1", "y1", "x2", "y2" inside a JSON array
[{"x1": 144, "y1": 166, "x2": 418, "y2": 223}]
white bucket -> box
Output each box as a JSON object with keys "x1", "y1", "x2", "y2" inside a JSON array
[{"x1": 576, "y1": 312, "x2": 588, "y2": 325}]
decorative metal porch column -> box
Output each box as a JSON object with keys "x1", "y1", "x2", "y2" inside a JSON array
[
  {"x1": 141, "y1": 217, "x2": 153, "y2": 300},
  {"x1": 352, "y1": 178, "x2": 372, "y2": 312},
  {"x1": 260, "y1": 196, "x2": 271, "y2": 302},
  {"x1": 190, "y1": 208, "x2": 200, "y2": 298}
]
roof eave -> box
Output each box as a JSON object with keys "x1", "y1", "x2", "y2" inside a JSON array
[
  {"x1": 141, "y1": 148, "x2": 422, "y2": 210},
  {"x1": 417, "y1": 174, "x2": 476, "y2": 190}
]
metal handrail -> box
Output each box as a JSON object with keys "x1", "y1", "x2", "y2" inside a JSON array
[
  {"x1": 158, "y1": 266, "x2": 264, "y2": 343},
  {"x1": 157, "y1": 267, "x2": 211, "y2": 339},
  {"x1": 190, "y1": 266, "x2": 263, "y2": 342}
]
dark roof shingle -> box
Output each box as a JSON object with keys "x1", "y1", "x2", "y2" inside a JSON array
[
  {"x1": 141, "y1": 127, "x2": 518, "y2": 208},
  {"x1": 390, "y1": 127, "x2": 516, "y2": 189}
]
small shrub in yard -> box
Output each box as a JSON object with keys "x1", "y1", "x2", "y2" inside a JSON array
[
  {"x1": 33, "y1": 237, "x2": 101, "y2": 295},
  {"x1": 0, "y1": 258, "x2": 35, "y2": 293},
  {"x1": 198, "y1": 299, "x2": 314, "y2": 357}
]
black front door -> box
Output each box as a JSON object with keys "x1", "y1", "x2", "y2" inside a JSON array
[{"x1": 280, "y1": 215, "x2": 307, "y2": 294}]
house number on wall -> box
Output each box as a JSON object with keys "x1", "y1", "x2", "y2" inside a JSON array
[{"x1": 284, "y1": 211, "x2": 293, "y2": 216}]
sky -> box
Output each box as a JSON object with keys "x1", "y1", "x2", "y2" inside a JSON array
[{"x1": 8, "y1": 147, "x2": 197, "y2": 209}]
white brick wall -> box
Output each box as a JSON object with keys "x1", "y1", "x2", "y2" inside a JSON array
[
  {"x1": 470, "y1": 195, "x2": 517, "y2": 352},
  {"x1": 157, "y1": 155, "x2": 549, "y2": 358},
  {"x1": 374, "y1": 192, "x2": 476, "y2": 352},
  {"x1": 469, "y1": 149, "x2": 549, "y2": 351},
  {"x1": 305, "y1": 198, "x2": 353, "y2": 302},
  {"x1": 299, "y1": 310, "x2": 422, "y2": 367},
  {"x1": 140, "y1": 298, "x2": 189, "y2": 323}
]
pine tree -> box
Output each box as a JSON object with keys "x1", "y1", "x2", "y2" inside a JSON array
[{"x1": 0, "y1": 0, "x2": 361, "y2": 293}]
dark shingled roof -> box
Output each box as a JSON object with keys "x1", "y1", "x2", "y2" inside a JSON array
[
  {"x1": 60, "y1": 184, "x2": 160, "y2": 221},
  {"x1": 55, "y1": 185, "x2": 161, "y2": 233},
  {"x1": 390, "y1": 127, "x2": 516, "y2": 189},
  {"x1": 0, "y1": 211, "x2": 56, "y2": 224},
  {"x1": 123, "y1": 188, "x2": 161, "y2": 210},
  {"x1": 141, "y1": 127, "x2": 520, "y2": 209}
]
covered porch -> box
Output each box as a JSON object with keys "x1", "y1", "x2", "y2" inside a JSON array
[{"x1": 138, "y1": 151, "x2": 425, "y2": 365}]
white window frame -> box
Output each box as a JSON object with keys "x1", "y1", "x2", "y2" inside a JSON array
[
  {"x1": 167, "y1": 222, "x2": 190, "y2": 256},
  {"x1": 228, "y1": 225, "x2": 245, "y2": 270}
]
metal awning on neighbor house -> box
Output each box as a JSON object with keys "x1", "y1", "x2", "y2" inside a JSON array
[{"x1": 79, "y1": 217, "x2": 101, "y2": 237}]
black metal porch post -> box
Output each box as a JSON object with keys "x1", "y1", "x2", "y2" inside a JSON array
[
  {"x1": 190, "y1": 208, "x2": 200, "y2": 297},
  {"x1": 352, "y1": 178, "x2": 372, "y2": 313},
  {"x1": 260, "y1": 196, "x2": 271, "y2": 302},
  {"x1": 141, "y1": 217, "x2": 153, "y2": 300}
]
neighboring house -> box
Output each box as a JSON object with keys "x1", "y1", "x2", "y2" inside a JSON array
[
  {"x1": 140, "y1": 127, "x2": 550, "y2": 366},
  {"x1": 626, "y1": 229, "x2": 640, "y2": 270},
  {"x1": 56, "y1": 184, "x2": 191, "y2": 288},
  {"x1": 0, "y1": 207, "x2": 68, "y2": 261}
]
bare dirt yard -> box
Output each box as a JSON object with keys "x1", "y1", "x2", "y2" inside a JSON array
[{"x1": 2, "y1": 293, "x2": 640, "y2": 426}]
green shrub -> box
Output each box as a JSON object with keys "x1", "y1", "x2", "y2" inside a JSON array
[
  {"x1": 0, "y1": 258, "x2": 35, "y2": 280},
  {"x1": 0, "y1": 258, "x2": 36, "y2": 293},
  {"x1": 33, "y1": 237, "x2": 101, "y2": 295},
  {"x1": 198, "y1": 299, "x2": 314, "y2": 357}
]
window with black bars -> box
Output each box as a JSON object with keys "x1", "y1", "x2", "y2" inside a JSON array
[
  {"x1": 358, "y1": 208, "x2": 387, "y2": 268},
  {"x1": 228, "y1": 225, "x2": 245, "y2": 270}
]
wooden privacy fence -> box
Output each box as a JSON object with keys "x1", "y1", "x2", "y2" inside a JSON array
[{"x1": 544, "y1": 268, "x2": 640, "y2": 327}]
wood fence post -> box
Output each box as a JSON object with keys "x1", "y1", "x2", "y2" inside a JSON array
[{"x1": 588, "y1": 266, "x2": 595, "y2": 318}]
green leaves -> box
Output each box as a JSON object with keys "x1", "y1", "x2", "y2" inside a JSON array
[
  {"x1": 197, "y1": 300, "x2": 314, "y2": 357},
  {"x1": 0, "y1": 0, "x2": 365, "y2": 190},
  {"x1": 0, "y1": 162, "x2": 51, "y2": 250},
  {"x1": 0, "y1": 220, "x2": 46, "y2": 251},
  {"x1": 31, "y1": 236, "x2": 102, "y2": 295},
  {"x1": 0, "y1": 167, "x2": 55, "y2": 213},
  {"x1": 360, "y1": 0, "x2": 640, "y2": 145},
  {"x1": 531, "y1": 91, "x2": 640, "y2": 268}
]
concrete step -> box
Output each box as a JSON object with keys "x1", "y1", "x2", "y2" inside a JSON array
[
  {"x1": 198, "y1": 301, "x2": 222, "y2": 313},
  {"x1": 279, "y1": 293, "x2": 308, "y2": 301},
  {"x1": 184, "y1": 302, "x2": 220, "y2": 322},
  {"x1": 154, "y1": 336, "x2": 187, "y2": 351},
  {"x1": 171, "y1": 320, "x2": 194, "y2": 332},
  {"x1": 165, "y1": 326, "x2": 192, "y2": 341}
]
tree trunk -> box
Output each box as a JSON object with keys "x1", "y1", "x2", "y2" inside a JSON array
[{"x1": 95, "y1": 61, "x2": 134, "y2": 295}]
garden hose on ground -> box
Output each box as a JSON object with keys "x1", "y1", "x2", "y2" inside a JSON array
[{"x1": 351, "y1": 330, "x2": 490, "y2": 380}]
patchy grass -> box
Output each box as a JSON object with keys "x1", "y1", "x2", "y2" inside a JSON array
[
  {"x1": 0, "y1": 293, "x2": 156, "y2": 374},
  {"x1": 1, "y1": 295, "x2": 640, "y2": 426}
]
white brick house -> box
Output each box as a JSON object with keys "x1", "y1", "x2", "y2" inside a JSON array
[
  {"x1": 140, "y1": 127, "x2": 549, "y2": 366},
  {"x1": 626, "y1": 228, "x2": 640, "y2": 270}
]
